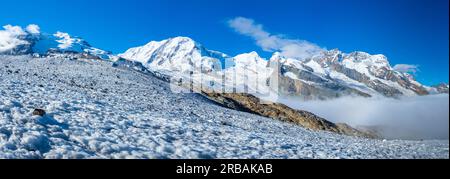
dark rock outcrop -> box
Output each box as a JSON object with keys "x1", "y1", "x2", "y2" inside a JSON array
[{"x1": 202, "y1": 92, "x2": 377, "y2": 138}]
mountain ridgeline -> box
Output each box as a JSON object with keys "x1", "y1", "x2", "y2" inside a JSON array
[
  {"x1": 119, "y1": 36, "x2": 448, "y2": 100},
  {"x1": 2, "y1": 27, "x2": 446, "y2": 99}
]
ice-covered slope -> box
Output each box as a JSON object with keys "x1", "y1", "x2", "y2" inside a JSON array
[
  {"x1": 0, "y1": 24, "x2": 112, "y2": 59},
  {"x1": 1, "y1": 55, "x2": 447, "y2": 159}
]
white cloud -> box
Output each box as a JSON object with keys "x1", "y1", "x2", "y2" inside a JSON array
[
  {"x1": 26, "y1": 24, "x2": 40, "y2": 34},
  {"x1": 227, "y1": 17, "x2": 324, "y2": 59},
  {"x1": 393, "y1": 64, "x2": 419, "y2": 74},
  {"x1": 279, "y1": 95, "x2": 449, "y2": 140},
  {"x1": 0, "y1": 25, "x2": 29, "y2": 53}
]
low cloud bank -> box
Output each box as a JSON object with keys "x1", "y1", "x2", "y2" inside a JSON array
[{"x1": 279, "y1": 94, "x2": 449, "y2": 140}]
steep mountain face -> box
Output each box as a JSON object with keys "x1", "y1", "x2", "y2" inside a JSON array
[
  {"x1": 0, "y1": 25, "x2": 111, "y2": 59},
  {"x1": 120, "y1": 37, "x2": 442, "y2": 100},
  {"x1": 272, "y1": 50, "x2": 430, "y2": 99}
]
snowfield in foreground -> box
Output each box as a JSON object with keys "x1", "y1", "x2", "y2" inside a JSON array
[{"x1": 0, "y1": 56, "x2": 448, "y2": 159}]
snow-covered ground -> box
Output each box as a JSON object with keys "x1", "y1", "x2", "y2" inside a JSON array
[{"x1": 0, "y1": 55, "x2": 448, "y2": 159}]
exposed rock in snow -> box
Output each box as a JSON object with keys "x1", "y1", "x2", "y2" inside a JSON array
[
  {"x1": 32, "y1": 109, "x2": 46, "y2": 116},
  {"x1": 119, "y1": 37, "x2": 231, "y2": 73}
]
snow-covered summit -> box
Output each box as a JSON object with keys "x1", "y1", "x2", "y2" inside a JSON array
[
  {"x1": 0, "y1": 24, "x2": 112, "y2": 59},
  {"x1": 233, "y1": 51, "x2": 267, "y2": 68}
]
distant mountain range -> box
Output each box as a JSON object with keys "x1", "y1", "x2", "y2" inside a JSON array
[
  {"x1": 1, "y1": 25, "x2": 448, "y2": 100},
  {"x1": 118, "y1": 36, "x2": 448, "y2": 100}
]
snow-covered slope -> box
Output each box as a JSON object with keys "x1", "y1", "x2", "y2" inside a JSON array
[
  {"x1": 0, "y1": 24, "x2": 111, "y2": 59},
  {"x1": 1, "y1": 55, "x2": 448, "y2": 159}
]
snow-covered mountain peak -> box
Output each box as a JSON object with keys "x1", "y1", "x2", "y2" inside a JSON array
[
  {"x1": 34, "y1": 31, "x2": 111, "y2": 59},
  {"x1": 309, "y1": 49, "x2": 343, "y2": 66},
  {"x1": 234, "y1": 51, "x2": 263, "y2": 61},
  {"x1": 340, "y1": 51, "x2": 393, "y2": 76},
  {"x1": 347, "y1": 51, "x2": 372, "y2": 60},
  {"x1": 163, "y1": 36, "x2": 230, "y2": 59},
  {"x1": 120, "y1": 36, "x2": 232, "y2": 73},
  {"x1": 269, "y1": 52, "x2": 287, "y2": 64},
  {"x1": 0, "y1": 24, "x2": 112, "y2": 59},
  {"x1": 164, "y1": 36, "x2": 197, "y2": 49},
  {"x1": 248, "y1": 51, "x2": 259, "y2": 56}
]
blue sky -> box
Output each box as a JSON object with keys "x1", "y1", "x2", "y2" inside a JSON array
[{"x1": 1, "y1": 0, "x2": 448, "y2": 85}]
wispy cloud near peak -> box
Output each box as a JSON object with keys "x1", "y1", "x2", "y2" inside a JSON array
[
  {"x1": 393, "y1": 64, "x2": 420, "y2": 74},
  {"x1": 227, "y1": 17, "x2": 324, "y2": 59}
]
